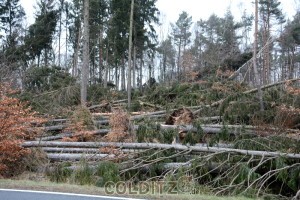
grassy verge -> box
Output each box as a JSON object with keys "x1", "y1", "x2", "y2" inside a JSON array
[{"x1": 0, "y1": 179, "x2": 258, "y2": 200}]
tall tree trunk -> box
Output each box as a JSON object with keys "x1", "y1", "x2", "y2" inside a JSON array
[
  {"x1": 81, "y1": 0, "x2": 89, "y2": 107},
  {"x1": 72, "y1": 25, "x2": 81, "y2": 77},
  {"x1": 177, "y1": 39, "x2": 182, "y2": 80},
  {"x1": 289, "y1": 48, "x2": 295, "y2": 79},
  {"x1": 127, "y1": 0, "x2": 134, "y2": 109},
  {"x1": 133, "y1": 45, "x2": 137, "y2": 89},
  {"x1": 99, "y1": 29, "x2": 103, "y2": 84},
  {"x1": 58, "y1": 0, "x2": 64, "y2": 68},
  {"x1": 65, "y1": 2, "x2": 68, "y2": 69},
  {"x1": 121, "y1": 56, "x2": 125, "y2": 90},
  {"x1": 115, "y1": 65, "x2": 119, "y2": 90},
  {"x1": 139, "y1": 56, "x2": 143, "y2": 90},
  {"x1": 44, "y1": 49, "x2": 48, "y2": 66},
  {"x1": 104, "y1": 44, "x2": 109, "y2": 88},
  {"x1": 254, "y1": 0, "x2": 264, "y2": 111}
]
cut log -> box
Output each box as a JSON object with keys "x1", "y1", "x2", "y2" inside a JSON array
[
  {"x1": 44, "y1": 125, "x2": 66, "y2": 131},
  {"x1": 197, "y1": 116, "x2": 222, "y2": 122},
  {"x1": 160, "y1": 124, "x2": 256, "y2": 135},
  {"x1": 138, "y1": 100, "x2": 162, "y2": 109},
  {"x1": 46, "y1": 153, "x2": 115, "y2": 161},
  {"x1": 94, "y1": 114, "x2": 165, "y2": 126},
  {"x1": 92, "y1": 111, "x2": 147, "y2": 116},
  {"x1": 38, "y1": 129, "x2": 109, "y2": 141},
  {"x1": 42, "y1": 147, "x2": 143, "y2": 153},
  {"x1": 23, "y1": 141, "x2": 300, "y2": 159},
  {"x1": 47, "y1": 119, "x2": 68, "y2": 123}
]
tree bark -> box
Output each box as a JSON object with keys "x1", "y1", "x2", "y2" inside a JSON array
[
  {"x1": 81, "y1": 0, "x2": 89, "y2": 106},
  {"x1": 72, "y1": 24, "x2": 81, "y2": 77},
  {"x1": 127, "y1": 0, "x2": 134, "y2": 110},
  {"x1": 253, "y1": 0, "x2": 264, "y2": 111},
  {"x1": 47, "y1": 153, "x2": 114, "y2": 161}
]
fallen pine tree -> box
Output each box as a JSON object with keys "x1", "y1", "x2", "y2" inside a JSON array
[
  {"x1": 23, "y1": 141, "x2": 300, "y2": 159},
  {"x1": 38, "y1": 123, "x2": 298, "y2": 141}
]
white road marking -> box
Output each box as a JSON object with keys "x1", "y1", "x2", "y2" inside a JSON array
[{"x1": 0, "y1": 188, "x2": 146, "y2": 200}]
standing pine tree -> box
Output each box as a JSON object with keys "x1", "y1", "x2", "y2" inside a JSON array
[
  {"x1": 259, "y1": 0, "x2": 285, "y2": 84},
  {"x1": 0, "y1": 0, "x2": 25, "y2": 80},
  {"x1": 171, "y1": 11, "x2": 192, "y2": 80},
  {"x1": 24, "y1": 0, "x2": 58, "y2": 67}
]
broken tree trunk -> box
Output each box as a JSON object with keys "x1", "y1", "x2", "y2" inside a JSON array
[
  {"x1": 22, "y1": 141, "x2": 300, "y2": 159},
  {"x1": 243, "y1": 78, "x2": 300, "y2": 94}
]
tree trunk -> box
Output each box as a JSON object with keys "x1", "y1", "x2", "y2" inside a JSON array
[
  {"x1": 72, "y1": 25, "x2": 81, "y2": 77},
  {"x1": 139, "y1": 56, "x2": 143, "y2": 90},
  {"x1": 127, "y1": 0, "x2": 134, "y2": 109},
  {"x1": 58, "y1": 0, "x2": 64, "y2": 68},
  {"x1": 104, "y1": 45, "x2": 109, "y2": 88},
  {"x1": 253, "y1": 0, "x2": 264, "y2": 111},
  {"x1": 133, "y1": 45, "x2": 137, "y2": 89},
  {"x1": 65, "y1": 2, "x2": 68, "y2": 68},
  {"x1": 177, "y1": 39, "x2": 182, "y2": 80},
  {"x1": 121, "y1": 56, "x2": 125, "y2": 90},
  {"x1": 81, "y1": 0, "x2": 89, "y2": 106},
  {"x1": 99, "y1": 28, "x2": 103, "y2": 84}
]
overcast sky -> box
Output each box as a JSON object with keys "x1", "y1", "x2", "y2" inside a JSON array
[{"x1": 20, "y1": 0, "x2": 298, "y2": 39}]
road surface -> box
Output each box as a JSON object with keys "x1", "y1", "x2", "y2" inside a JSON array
[{"x1": 0, "y1": 189, "x2": 145, "y2": 200}]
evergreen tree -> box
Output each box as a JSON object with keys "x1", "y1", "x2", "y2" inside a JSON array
[
  {"x1": 0, "y1": 0, "x2": 25, "y2": 80},
  {"x1": 0, "y1": 0, "x2": 25, "y2": 37},
  {"x1": 24, "y1": 0, "x2": 58, "y2": 67},
  {"x1": 259, "y1": 0, "x2": 285, "y2": 83},
  {"x1": 89, "y1": 0, "x2": 108, "y2": 84},
  {"x1": 68, "y1": 0, "x2": 82, "y2": 77},
  {"x1": 157, "y1": 36, "x2": 176, "y2": 83},
  {"x1": 171, "y1": 11, "x2": 192, "y2": 80}
]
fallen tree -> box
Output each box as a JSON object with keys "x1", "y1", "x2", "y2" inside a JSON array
[
  {"x1": 38, "y1": 129, "x2": 110, "y2": 141},
  {"x1": 23, "y1": 141, "x2": 300, "y2": 159},
  {"x1": 46, "y1": 153, "x2": 115, "y2": 161}
]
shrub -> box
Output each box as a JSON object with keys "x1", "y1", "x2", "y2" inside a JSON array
[
  {"x1": 0, "y1": 83, "x2": 44, "y2": 177},
  {"x1": 95, "y1": 161, "x2": 120, "y2": 187}
]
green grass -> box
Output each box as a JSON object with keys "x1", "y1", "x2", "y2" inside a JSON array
[{"x1": 0, "y1": 179, "x2": 259, "y2": 200}]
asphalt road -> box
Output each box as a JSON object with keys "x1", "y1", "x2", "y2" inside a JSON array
[{"x1": 0, "y1": 189, "x2": 145, "y2": 200}]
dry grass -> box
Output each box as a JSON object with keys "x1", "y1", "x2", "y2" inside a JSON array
[{"x1": 0, "y1": 179, "x2": 259, "y2": 200}]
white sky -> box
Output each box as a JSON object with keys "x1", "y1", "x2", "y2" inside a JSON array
[
  {"x1": 20, "y1": 0, "x2": 298, "y2": 24},
  {"x1": 20, "y1": 0, "x2": 298, "y2": 42}
]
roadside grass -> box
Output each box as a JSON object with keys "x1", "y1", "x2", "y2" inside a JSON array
[{"x1": 0, "y1": 178, "x2": 259, "y2": 200}]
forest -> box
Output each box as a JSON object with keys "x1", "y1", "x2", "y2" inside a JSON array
[{"x1": 1, "y1": 0, "x2": 300, "y2": 199}]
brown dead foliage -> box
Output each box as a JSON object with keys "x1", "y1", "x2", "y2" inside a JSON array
[
  {"x1": 165, "y1": 108, "x2": 194, "y2": 125},
  {"x1": 211, "y1": 82, "x2": 230, "y2": 93},
  {"x1": 104, "y1": 109, "x2": 133, "y2": 142},
  {"x1": 0, "y1": 83, "x2": 45, "y2": 177},
  {"x1": 275, "y1": 104, "x2": 300, "y2": 129},
  {"x1": 62, "y1": 107, "x2": 95, "y2": 142},
  {"x1": 89, "y1": 100, "x2": 112, "y2": 113},
  {"x1": 285, "y1": 80, "x2": 300, "y2": 95},
  {"x1": 99, "y1": 147, "x2": 125, "y2": 156},
  {"x1": 216, "y1": 68, "x2": 234, "y2": 79}
]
